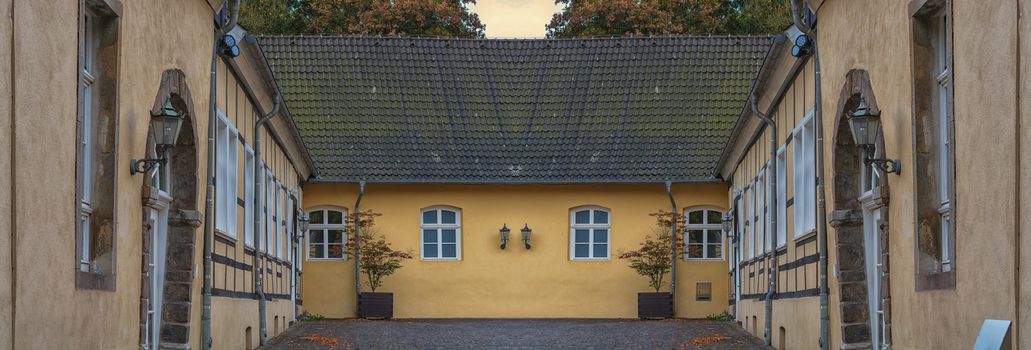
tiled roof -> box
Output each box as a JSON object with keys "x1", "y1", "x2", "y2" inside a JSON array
[{"x1": 258, "y1": 35, "x2": 773, "y2": 183}]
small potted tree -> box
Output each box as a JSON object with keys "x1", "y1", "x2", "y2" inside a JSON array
[
  {"x1": 350, "y1": 210, "x2": 412, "y2": 319},
  {"x1": 618, "y1": 210, "x2": 682, "y2": 319}
]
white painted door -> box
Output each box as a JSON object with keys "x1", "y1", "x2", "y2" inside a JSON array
[
  {"x1": 861, "y1": 163, "x2": 886, "y2": 350},
  {"x1": 147, "y1": 159, "x2": 172, "y2": 350}
]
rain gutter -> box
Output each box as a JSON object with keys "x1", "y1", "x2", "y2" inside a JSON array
[
  {"x1": 201, "y1": 1, "x2": 239, "y2": 349},
  {"x1": 254, "y1": 94, "x2": 282, "y2": 346},
  {"x1": 788, "y1": 2, "x2": 829, "y2": 349}
]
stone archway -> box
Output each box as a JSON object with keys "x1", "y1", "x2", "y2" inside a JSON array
[
  {"x1": 139, "y1": 69, "x2": 201, "y2": 350},
  {"x1": 828, "y1": 69, "x2": 892, "y2": 349}
]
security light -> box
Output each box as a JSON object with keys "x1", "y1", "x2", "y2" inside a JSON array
[
  {"x1": 791, "y1": 34, "x2": 812, "y2": 57},
  {"x1": 220, "y1": 34, "x2": 240, "y2": 58}
]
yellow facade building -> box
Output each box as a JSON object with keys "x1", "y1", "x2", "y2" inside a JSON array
[
  {"x1": 720, "y1": 0, "x2": 1031, "y2": 349},
  {"x1": 5, "y1": 0, "x2": 1031, "y2": 349}
]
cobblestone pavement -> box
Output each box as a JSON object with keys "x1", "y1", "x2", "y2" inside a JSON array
[{"x1": 262, "y1": 318, "x2": 770, "y2": 350}]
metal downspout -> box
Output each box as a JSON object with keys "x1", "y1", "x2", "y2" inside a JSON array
[
  {"x1": 789, "y1": 2, "x2": 829, "y2": 349},
  {"x1": 254, "y1": 95, "x2": 282, "y2": 346},
  {"x1": 353, "y1": 181, "x2": 366, "y2": 315},
  {"x1": 202, "y1": 1, "x2": 239, "y2": 349},
  {"x1": 752, "y1": 95, "x2": 778, "y2": 347},
  {"x1": 666, "y1": 181, "x2": 678, "y2": 316}
]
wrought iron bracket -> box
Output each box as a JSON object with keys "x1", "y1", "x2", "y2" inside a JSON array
[
  {"x1": 130, "y1": 158, "x2": 166, "y2": 175},
  {"x1": 865, "y1": 158, "x2": 901, "y2": 174}
]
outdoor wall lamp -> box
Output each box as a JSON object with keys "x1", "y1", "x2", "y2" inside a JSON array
[
  {"x1": 847, "y1": 99, "x2": 901, "y2": 174},
  {"x1": 722, "y1": 213, "x2": 735, "y2": 240},
  {"x1": 521, "y1": 224, "x2": 532, "y2": 250},
  {"x1": 298, "y1": 213, "x2": 311, "y2": 241},
  {"x1": 131, "y1": 98, "x2": 185, "y2": 175},
  {"x1": 499, "y1": 224, "x2": 510, "y2": 249}
]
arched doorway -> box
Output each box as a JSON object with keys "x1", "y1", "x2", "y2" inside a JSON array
[
  {"x1": 829, "y1": 69, "x2": 892, "y2": 349},
  {"x1": 140, "y1": 69, "x2": 200, "y2": 350}
]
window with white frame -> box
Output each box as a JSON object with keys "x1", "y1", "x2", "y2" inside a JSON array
[
  {"x1": 244, "y1": 147, "x2": 255, "y2": 247},
  {"x1": 421, "y1": 207, "x2": 461, "y2": 260},
  {"x1": 571, "y1": 207, "x2": 610, "y2": 260},
  {"x1": 686, "y1": 208, "x2": 724, "y2": 260},
  {"x1": 215, "y1": 112, "x2": 239, "y2": 237},
  {"x1": 912, "y1": 0, "x2": 955, "y2": 286},
  {"x1": 286, "y1": 195, "x2": 295, "y2": 262},
  {"x1": 265, "y1": 170, "x2": 274, "y2": 254},
  {"x1": 736, "y1": 194, "x2": 745, "y2": 262},
  {"x1": 76, "y1": 3, "x2": 119, "y2": 283},
  {"x1": 776, "y1": 149, "x2": 787, "y2": 248},
  {"x1": 276, "y1": 181, "x2": 284, "y2": 258},
  {"x1": 756, "y1": 171, "x2": 767, "y2": 253},
  {"x1": 746, "y1": 184, "x2": 754, "y2": 259},
  {"x1": 307, "y1": 208, "x2": 346, "y2": 259},
  {"x1": 793, "y1": 112, "x2": 816, "y2": 237}
]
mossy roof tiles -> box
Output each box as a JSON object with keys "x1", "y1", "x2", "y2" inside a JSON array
[{"x1": 258, "y1": 35, "x2": 773, "y2": 183}]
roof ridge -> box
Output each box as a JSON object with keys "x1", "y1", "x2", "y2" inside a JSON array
[{"x1": 254, "y1": 33, "x2": 777, "y2": 41}]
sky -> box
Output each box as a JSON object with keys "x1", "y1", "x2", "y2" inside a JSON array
[{"x1": 467, "y1": 0, "x2": 565, "y2": 38}]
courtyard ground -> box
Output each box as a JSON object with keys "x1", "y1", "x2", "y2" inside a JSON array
[{"x1": 262, "y1": 318, "x2": 770, "y2": 349}]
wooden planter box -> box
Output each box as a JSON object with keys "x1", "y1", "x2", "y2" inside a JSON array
[
  {"x1": 358, "y1": 292, "x2": 393, "y2": 319},
  {"x1": 638, "y1": 292, "x2": 673, "y2": 319}
]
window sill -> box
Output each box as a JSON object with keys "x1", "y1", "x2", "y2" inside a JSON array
[
  {"x1": 214, "y1": 230, "x2": 237, "y2": 244},
  {"x1": 794, "y1": 230, "x2": 817, "y2": 245},
  {"x1": 421, "y1": 258, "x2": 461, "y2": 262},
  {"x1": 571, "y1": 258, "x2": 611, "y2": 261},
  {"x1": 916, "y1": 270, "x2": 956, "y2": 291},
  {"x1": 75, "y1": 269, "x2": 116, "y2": 291},
  {"x1": 306, "y1": 257, "x2": 347, "y2": 262},
  {"x1": 685, "y1": 258, "x2": 726, "y2": 262}
]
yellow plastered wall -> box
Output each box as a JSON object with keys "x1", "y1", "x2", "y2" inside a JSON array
[{"x1": 302, "y1": 183, "x2": 730, "y2": 319}]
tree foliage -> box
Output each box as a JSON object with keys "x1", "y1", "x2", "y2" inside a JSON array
[
  {"x1": 348, "y1": 210, "x2": 413, "y2": 292},
  {"x1": 239, "y1": 0, "x2": 485, "y2": 38},
  {"x1": 546, "y1": 0, "x2": 792, "y2": 38},
  {"x1": 618, "y1": 210, "x2": 685, "y2": 292}
]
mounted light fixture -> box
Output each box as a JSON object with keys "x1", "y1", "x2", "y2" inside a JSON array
[
  {"x1": 219, "y1": 34, "x2": 240, "y2": 58},
  {"x1": 298, "y1": 213, "x2": 311, "y2": 240},
  {"x1": 499, "y1": 224, "x2": 510, "y2": 250},
  {"x1": 791, "y1": 34, "x2": 812, "y2": 57},
  {"x1": 131, "y1": 98, "x2": 184, "y2": 175},
  {"x1": 847, "y1": 99, "x2": 901, "y2": 174},
  {"x1": 722, "y1": 213, "x2": 735, "y2": 240},
  {"x1": 521, "y1": 224, "x2": 532, "y2": 250}
]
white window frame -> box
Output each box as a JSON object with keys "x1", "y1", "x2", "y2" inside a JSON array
[
  {"x1": 265, "y1": 169, "x2": 274, "y2": 254},
  {"x1": 746, "y1": 184, "x2": 754, "y2": 259},
  {"x1": 215, "y1": 111, "x2": 239, "y2": 237},
  {"x1": 685, "y1": 207, "x2": 725, "y2": 260},
  {"x1": 736, "y1": 194, "x2": 745, "y2": 263},
  {"x1": 306, "y1": 207, "x2": 347, "y2": 260},
  {"x1": 793, "y1": 111, "x2": 817, "y2": 237},
  {"x1": 934, "y1": 14, "x2": 954, "y2": 273},
  {"x1": 286, "y1": 194, "x2": 295, "y2": 262},
  {"x1": 756, "y1": 170, "x2": 767, "y2": 253},
  {"x1": 569, "y1": 206, "x2": 611, "y2": 261},
  {"x1": 78, "y1": 14, "x2": 99, "y2": 273},
  {"x1": 243, "y1": 146, "x2": 255, "y2": 248},
  {"x1": 420, "y1": 207, "x2": 462, "y2": 260},
  {"x1": 776, "y1": 147, "x2": 788, "y2": 248},
  {"x1": 276, "y1": 181, "x2": 284, "y2": 258}
]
